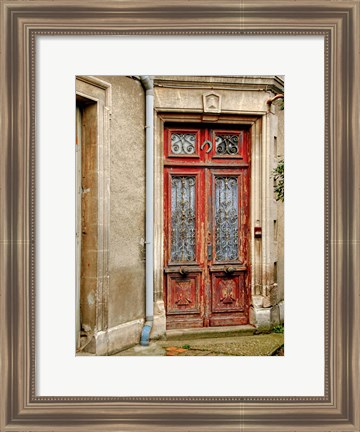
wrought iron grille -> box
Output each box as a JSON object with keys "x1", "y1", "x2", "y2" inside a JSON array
[
  {"x1": 171, "y1": 133, "x2": 196, "y2": 155},
  {"x1": 215, "y1": 134, "x2": 239, "y2": 155},
  {"x1": 215, "y1": 176, "x2": 239, "y2": 261},
  {"x1": 171, "y1": 176, "x2": 196, "y2": 261}
]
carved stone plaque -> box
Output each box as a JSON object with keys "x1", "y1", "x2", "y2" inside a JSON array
[{"x1": 203, "y1": 92, "x2": 221, "y2": 113}]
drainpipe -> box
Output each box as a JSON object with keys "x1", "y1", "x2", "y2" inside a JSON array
[
  {"x1": 139, "y1": 76, "x2": 154, "y2": 346},
  {"x1": 266, "y1": 93, "x2": 284, "y2": 108}
]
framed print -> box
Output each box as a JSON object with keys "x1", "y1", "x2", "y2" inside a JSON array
[
  {"x1": 40, "y1": 46, "x2": 312, "y2": 397},
  {"x1": 1, "y1": 0, "x2": 359, "y2": 430}
]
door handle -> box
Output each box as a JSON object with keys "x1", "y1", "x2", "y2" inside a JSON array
[
  {"x1": 179, "y1": 267, "x2": 190, "y2": 276},
  {"x1": 164, "y1": 267, "x2": 203, "y2": 273},
  {"x1": 224, "y1": 266, "x2": 236, "y2": 274},
  {"x1": 207, "y1": 243, "x2": 212, "y2": 260},
  {"x1": 209, "y1": 265, "x2": 246, "y2": 272},
  {"x1": 201, "y1": 140, "x2": 212, "y2": 153}
]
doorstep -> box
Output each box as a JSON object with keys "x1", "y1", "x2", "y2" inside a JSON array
[{"x1": 165, "y1": 324, "x2": 256, "y2": 341}]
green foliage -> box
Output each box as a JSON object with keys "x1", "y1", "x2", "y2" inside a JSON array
[
  {"x1": 182, "y1": 344, "x2": 190, "y2": 349},
  {"x1": 272, "y1": 324, "x2": 284, "y2": 334},
  {"x1": 272, "y1": 159, "x2": 284, "y2": 202}
]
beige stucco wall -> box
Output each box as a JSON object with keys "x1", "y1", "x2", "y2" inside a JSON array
[{"x1": 98, "y1": 76, "x2": 146, "y2": 328}]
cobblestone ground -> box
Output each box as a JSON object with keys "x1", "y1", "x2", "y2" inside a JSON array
[
  {"x1": 164, "y1": 347, "x2": 224, "y2": 356},
  {"x1": 114, "y1": 333, "x2": 284, "y2": 357}
]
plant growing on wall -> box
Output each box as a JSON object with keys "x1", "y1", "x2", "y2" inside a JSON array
[{"x1": 273, "y1": 159, "x2": 284, "y2": 202}]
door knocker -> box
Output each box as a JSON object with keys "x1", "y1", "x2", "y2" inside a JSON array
[{"x1": 201, "y1": 140, "x2": 212, "y2": 153}]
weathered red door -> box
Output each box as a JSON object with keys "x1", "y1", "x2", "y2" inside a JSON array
[{"x1": 164, "y1": 125, "x2": 250, "y2": 329}]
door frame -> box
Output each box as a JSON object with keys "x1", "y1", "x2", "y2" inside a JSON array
[
  {"x1": 153, "y1": 111, "x2": 268, "y2": 335},
  {"x1": 75, "y1": 76, "x2": 111, "y2": 354},
  {"x1": 163, "y1": 128, "x2": 251, "y2": 329}
]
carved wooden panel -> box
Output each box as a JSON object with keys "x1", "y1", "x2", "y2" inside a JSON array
[
  {"x1": 166, "y1": 273, "x2": 201, "y2": 315},
  {"x1": 211, "y1": 272, "x2": 245, "y2": 313}
]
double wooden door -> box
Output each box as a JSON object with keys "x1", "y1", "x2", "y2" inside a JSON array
[{"x1": 164, "y1": 125, "x2": 250, "y2": 329}]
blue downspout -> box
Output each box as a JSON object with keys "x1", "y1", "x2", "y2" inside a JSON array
[{"x1": 139, "y1": 75, "x2": 154, "y2": 346}]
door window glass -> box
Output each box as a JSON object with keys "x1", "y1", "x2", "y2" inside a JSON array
[
  {"x1": 215, "y1": 176, "x2": 239, "y2": 261},
  {"x1": 171, "y1": 176, "x2": 196, "y2": 262}
]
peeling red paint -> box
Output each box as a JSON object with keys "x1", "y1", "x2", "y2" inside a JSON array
[{"x1": 164, "y1": 125, "x2": 251, "y2": 329}]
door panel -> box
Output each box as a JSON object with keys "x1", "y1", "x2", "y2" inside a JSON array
[
  {"x1": 170, "y1": 175, "x2": 197, "y2": 263},
  {"x1": 164, "y1": 125, "x2": 250, "y2": 329},
  {"x1": 212, "y1": 173, "x2": 241, "y2": 264},
  {"x1": 166, "y1": 272, "x2": 201, "y2": 314},
  {"x1": 164, "y1": 167, "x2": 205, "y2": 330},
  {"x1": 209, "y1": 271, "x2": 248, "y2": 326},
  {"x1": 164, "y1": 168, "x2": 204, "y2": 267},
  {"x1": 166, "y1": 271, "x2": 204, "y2": 328},
  {"x1": 211, "y1": 272, "x2": 245, "y2": 312}
]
